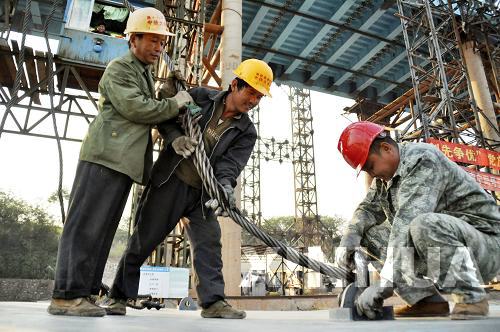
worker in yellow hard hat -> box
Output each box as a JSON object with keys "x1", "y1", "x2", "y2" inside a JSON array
[
  {"x1": 48, "y1": 7, "x2": 196, "y2": 317},
  {"x1": 105, "y1": 59, "x2": 273, "y2": 319}
]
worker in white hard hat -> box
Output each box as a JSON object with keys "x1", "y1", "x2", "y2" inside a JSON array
[
  {"x1": 48, "y1": 7, "x2": 195, "y2": 317},
  {"x1": 105, "y1": 59, "x2": 273, "y2": 319}
]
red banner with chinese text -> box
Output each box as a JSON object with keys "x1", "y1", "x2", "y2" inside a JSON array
[
  {"x1": 427, "y1": 138, "x2": 500, "y2": 171},
  {"x1": 426, "y1": 138, "x2": 500, "y2": 191},
  {"x1": 461, "y1": 167, "x2": 500, "y2": 192}
]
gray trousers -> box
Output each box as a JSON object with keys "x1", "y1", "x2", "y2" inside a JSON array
[
  {"x1": 109, "y1": 174, "x2": 225, "y2": 308},
  {"x1": 52, "y1": 161, "x2": 132, "y2": 299},
  {"x1": 362, "y1": 213, "x2": 500, "y2": 304}
]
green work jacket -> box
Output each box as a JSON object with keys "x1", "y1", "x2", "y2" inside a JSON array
[{"x1": 79, "y1": 51, "x2": 179, "y2": 184}]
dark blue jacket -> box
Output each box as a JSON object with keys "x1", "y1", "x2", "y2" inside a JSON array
[{"x1": 151, "y1": 87, "x2": 257, "y2": 191}]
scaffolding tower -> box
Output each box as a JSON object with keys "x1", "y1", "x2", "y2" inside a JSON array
[
  {"x1": 242, "y1": 87, "x2": 329, "y2": 250},
  {"x1": 348, "y1": 1, "x2": 499, "y2": 146},
  {"x1": 241, "y1": 106, "x2": 262, "y2": 226},
  {"x1": 344, "y1": 0, "x2": 499, "y2": 196},
  {"x1": 394, "y1": 0, "x2": 499, "y2": 146},
  {"x1": 289, "y1": 87, "x2": 321, "y2": 249}
]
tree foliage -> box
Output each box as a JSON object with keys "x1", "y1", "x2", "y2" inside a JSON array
[
  {"x1": 0, "y1": 192, "x2": 60, "y2": 279},
  {"x1": 108, "y1": 227, "x2": 129, "y2": 261},
  {"x1": 242, "y1": 215, "x2": 347, "y2": 262}
]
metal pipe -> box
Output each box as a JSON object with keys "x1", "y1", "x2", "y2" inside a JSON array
[
  {"x1": 463, "y1": 41, "x2": 500, "y2": 150},
  {"x1": 220, "y1": 0, "x2": 243, "y2": 297},
  {"x1": 220, "y1": 0, "x2": 242, "y2": 88}
]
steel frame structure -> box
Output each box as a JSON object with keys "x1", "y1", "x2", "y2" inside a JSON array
[
  {"x1": 288, "y1": 86, "x2": 321, "y2": 249},
  {"x1": 0, "y1": 0, "x2": 205, "y2": 270},
  {"x1": 156, "y1": 0, "x2": 205, "y2": 88},
  {"x1": 241, "y1": 87, "x2": 332, "y2": 254},
  {"x1": 241, "y1": 106, "x2": 262, "y2": 226},
  {"x1": 392, "y1": 0, "x2": 500, "y2": 147}
]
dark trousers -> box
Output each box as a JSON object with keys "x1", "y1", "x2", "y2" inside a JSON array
[
  {"x1": 110, "y1": 174, "x2": 225, "y2": 308},
  {"x1": 52, "y1": 161, "x2": 132, "y2": 299}
]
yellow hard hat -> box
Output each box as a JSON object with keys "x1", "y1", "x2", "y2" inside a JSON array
[
  {"x1": 124, "y1": 7, "x2": 174, "y2": 36},
  {"x1": 233, "y1": 59, "x2": 273, "y2": 97}
]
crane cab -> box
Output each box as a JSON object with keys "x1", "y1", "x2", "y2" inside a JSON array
[{"x1": 58, "y1": 0, "x2": 157, "y2": 67}]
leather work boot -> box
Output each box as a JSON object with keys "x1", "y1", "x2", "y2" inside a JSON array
[
  {"x1": 88, "y1": 295, "x2": 100, "y2": 305},
  {"x1": 105, "y1": 298, "x2": 127, "y2": 316},
  {"x1": 47, "y1": 297, "x2": 106, "y2": 317},
  {"x1": 201, "y1": 300, "x2": 246, "y2": 319},
  {"x1": 451, "y1": 298, "x2": 489, "y2": 320},
  {"x1": 394, "y1": 301, "x2": 450, "y2": 317}
]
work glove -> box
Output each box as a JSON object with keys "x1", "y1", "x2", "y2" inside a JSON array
[
  {"x1": 172, "y1": 91, "x2": 194, "y2": 109},
  {"x1": 355, "y1": 285, "x2": 393, "y2": 320},
  {"x1": 172, "y1": 135, "x2": 198, "y2": 158},
  {"x1": 205, "y1": 184, "x2": 236, "y2": 217},
  {"x1": 335, "y1": 231, "x2": 362, "y2": 272},
  {"x1": 157, "y1": 70, "x2": 186, "y2": 99},
  {"x1": 181, "y1": 104, "x2": 203, "y2": 118}
]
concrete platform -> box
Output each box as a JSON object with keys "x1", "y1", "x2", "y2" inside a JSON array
[{"x1": 1, "y1": 301, "x2": 500, "y2": 332}]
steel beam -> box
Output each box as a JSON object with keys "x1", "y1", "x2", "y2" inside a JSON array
[
  {"x1": 284, "y1": 1, "x2": 353, "y2": 75},
  {"x1": 261, "y1": 0, "x2": 315, "y2": 63},
  {"x1": 310, "y1": 9, "x2": 387, "y2": 80},
  {"x1": 245, "y1": 0, "x2": 406, "y2": 48},
  {"x1": 334, "y1": 26, "x2": 403, "y2": 87},
  {"x1": 243, "y1": 42, "x2": 412, "y2": 88}
]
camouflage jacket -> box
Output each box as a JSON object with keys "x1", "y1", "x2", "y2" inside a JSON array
[{"x1": 346, "y1": 142, "x2": 500, "y2": 285}]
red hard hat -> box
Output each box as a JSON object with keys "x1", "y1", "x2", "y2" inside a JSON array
[{"x1": 337, "y1": 121, "x2": 385, "y2": 174}]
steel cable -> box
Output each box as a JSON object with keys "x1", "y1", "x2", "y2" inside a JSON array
[
  {"x1": 42, "y1": 0, "x2": 65, "y2": 223},
  {"x1": 180, "y1": 111, "x2": 353, "y2": 281},
  {"x1": 128, "y1": 0, "x2": 352, "y2": 281},
  {"x1": 0, "y1": 0, "x2": 32, "y2": 140}
]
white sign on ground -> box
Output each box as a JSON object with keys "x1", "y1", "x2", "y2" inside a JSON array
[{"x1": 138, "y1": 266, "x2": 189, "y2": 298}]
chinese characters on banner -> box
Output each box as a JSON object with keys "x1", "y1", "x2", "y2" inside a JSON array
[
  {"x1": 427, "y1": 139, "x2": 500, "y2": 191},
  {"x1": 427, "y1": 139, "x2": 500, "y2": 170},
  {"x1": 460, "y1": 167, "x2": 500, "y2": 192}
]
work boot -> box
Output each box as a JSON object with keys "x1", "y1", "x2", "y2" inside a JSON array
[
  {"x1": 88, "y1": 295, "x2": 100, "y2": 305},
  {"x1": 201, "y1": 300, "x2": 246, "y2": 319},
  {"x1": 394, "y1": 292, "x2": 450, "y2": 317},
  {"x1": 47, "y1": 297, "x2": 106, "y2": 317},
  {"x1": 451, "y1": 298, "x2": 489, "y2": 320},
  {"x1": 394, "y1": 301, "x2": 450, "y2": 317},
  {"x1": 105, "y1": 298, "x2": 127, "y2": 316}
]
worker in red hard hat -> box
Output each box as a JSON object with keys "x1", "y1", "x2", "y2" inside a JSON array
[{"x1": 336, "y1": 121, "x2": 500, "y2": 320}]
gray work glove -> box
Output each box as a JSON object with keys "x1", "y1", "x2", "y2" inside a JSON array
[
  {"x1": 335, "y1": 231, "x2": 362, "y2": 272},
  {"x1": 355, "y1": 285, "x2": 393, "y2": 319},
  {"x1": 157, "y1": 70, "x2": 186, "y2": 99},
  {"x1": 172, "y1": 91, "x2": 194, "y2": 109},
  {"x1": 172, "y1": 136, "x2": 198, "y2": 158},
  {"x1": 205, "y1": 184, "x2": 236, "y2": 217}
]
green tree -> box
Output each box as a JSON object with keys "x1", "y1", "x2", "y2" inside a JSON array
[
  {"x1": 242, "y1": 215, "x2": 346, "y2": 262},
  {"x1": 0, "y1": 192, "x2": 60, "y2": 279},
  {"x1": 108, "y1": 227, "x2": 129, "y2": 261},
  {"x1": 47, "y1": 188, "x2": 70, "y2": 204}
]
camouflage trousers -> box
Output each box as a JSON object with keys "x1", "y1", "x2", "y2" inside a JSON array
[{"x1": 361, "y1": 213, "x2": 500, "y2": 304}]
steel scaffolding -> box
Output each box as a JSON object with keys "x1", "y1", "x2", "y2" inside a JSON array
[
  {"x1": 0, "y1": 0, "x2": 206, "y2": 269},
  {"x1": 289, "y1": 87, "x2": 321, "y2": 249},
  {"x1": 241, "y1": 87, "x2": 326, "y2": 250},
  {"x1": 393, "y1": 0, "x2": 500, "y2": 146},
  {"x1": 241, "y1": 106, "x2": 262, "y2": 226},
  {"x1": 156, "y1": 0, "x2": 205, "y2": 88}
]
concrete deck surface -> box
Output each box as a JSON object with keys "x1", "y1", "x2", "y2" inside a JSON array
[{"x1": 1, "y1": 301, "x2": 499, "y2": 332}]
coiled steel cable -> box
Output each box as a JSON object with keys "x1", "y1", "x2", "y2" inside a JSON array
[
  {"x1": 180, "y1": 111, "x2": 353, "y2": 281},
  {"x1": 127, "y1": 0, "x2": 353, "y2": 282}
]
